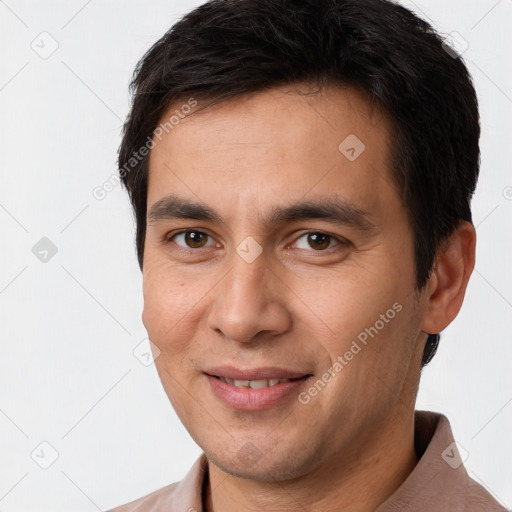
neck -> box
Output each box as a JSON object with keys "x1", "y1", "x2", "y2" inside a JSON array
[{"x1": 203, "y1": 408, "x2": 419, "y2": 512}]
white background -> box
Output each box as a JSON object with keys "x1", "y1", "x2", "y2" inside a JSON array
[{"x1": 0, "y1": 1, "x2": 511, "y2": 510}]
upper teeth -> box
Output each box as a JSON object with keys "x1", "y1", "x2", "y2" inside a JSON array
[{"x1": 220, "y1": 377, "x2": 290, "y2": 388}]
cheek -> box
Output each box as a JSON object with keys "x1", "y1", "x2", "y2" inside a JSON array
[
  {"x1": 306, "y1": 275, "x2": 418, "y2": 388},
  {"x1": 292, "y1": 269, "x2": 400, "y2": 351},
  {"x1": 349, "y1": 298, "x2": 422, "y2": 396},
  {"x1": 141, "y1": 262, "x2": 202, "y2": 350}
]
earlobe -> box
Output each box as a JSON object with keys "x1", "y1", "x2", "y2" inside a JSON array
[{"x1": 421, "y1": 221, "x2": 476, "y2": 336}]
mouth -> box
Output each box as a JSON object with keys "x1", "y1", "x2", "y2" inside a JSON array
[
  {"x1": 205, "y1": 366, "x2": 312, "y2": 387},
  {"x1": 211, "y1": 375, "x2": 306, "y2": 388},
  {"x1": 204, "y1": 367, "x2": 313, "y2": 410}
]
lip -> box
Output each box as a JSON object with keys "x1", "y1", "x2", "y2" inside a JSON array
[
  {"x1": 204, "y1": 366, "x2": 310, "y2": 381},
  {"x1": 205, "y1": 368, "x2": 313, "y2": 411}
]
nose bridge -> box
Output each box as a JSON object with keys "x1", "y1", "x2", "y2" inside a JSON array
[
  {"x1": 207, "y1": 244, "x2": 288, "y2": 343},
  {"x1": 223, "y1": 247, "x2": 269, "y2": 317},
  {"x1": 224, "y1": 217, "x2": 269, "y2": 300}
]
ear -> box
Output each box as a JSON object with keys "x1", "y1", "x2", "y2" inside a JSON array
[{"x1": 420, "y1": 221, "x2": 476, "y2": 335}]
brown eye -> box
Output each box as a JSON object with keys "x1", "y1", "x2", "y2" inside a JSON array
[
  {"x1": 170, "y1": 230, "x2": 214, "y2": 249},
  {"x1": 307, "y1": 232, "x2": 332, "y2": 250},
  {"x1": 292, "y1": 231, "x2": 349, "y2": 252},
  {"x1": 185, "y1": 231, "x2": 207, "y2": 248}
]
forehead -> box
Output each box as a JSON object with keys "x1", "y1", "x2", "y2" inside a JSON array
[
  {"x1": 154, "y1": 82, "x2": 387, "y2": 155},
  {"x1": 147, "y1": 83, "x2": 398, "y2": 220}
]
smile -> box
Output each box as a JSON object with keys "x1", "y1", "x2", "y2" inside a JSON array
[
  {"x1": 206, "y1": 371, "x2": 312, "y2": 410},
  {"x1": 217, "y1": 377, "x2": 293, "y2": 388}
]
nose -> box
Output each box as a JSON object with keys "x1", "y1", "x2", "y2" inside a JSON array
[{"x1": 206, "y1": 249, "x2": 292, "y2": 344}]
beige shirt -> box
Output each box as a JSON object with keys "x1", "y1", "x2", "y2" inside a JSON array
[{"x1": 108, "y1": 411, "x2": 508, "y2": 511}]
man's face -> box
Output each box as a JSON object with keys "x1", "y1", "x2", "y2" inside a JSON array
[{"x1": 142, "y1": 84, "x2": 428, "y2": 481}]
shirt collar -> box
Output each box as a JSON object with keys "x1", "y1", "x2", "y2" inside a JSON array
[{"x1": 375, "y1": 410, "x2": 469, "y2": 511}]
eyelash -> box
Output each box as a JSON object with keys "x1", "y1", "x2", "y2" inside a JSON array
[{"x1": 165, "y1": 230, "x2": 351, "y2": 253}]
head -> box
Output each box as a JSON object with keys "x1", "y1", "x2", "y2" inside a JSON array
[{"x1": 119, "y1": 0, "x2": 479, "y2": 481}]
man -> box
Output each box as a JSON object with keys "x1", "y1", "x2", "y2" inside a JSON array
[{"x1": 108, "y1": 0, "x2": 508, "y2": 510}]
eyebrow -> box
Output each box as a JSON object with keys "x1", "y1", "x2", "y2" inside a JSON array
[{"x1": 147, "y1": 193, "x2": 376, "y2": 232}]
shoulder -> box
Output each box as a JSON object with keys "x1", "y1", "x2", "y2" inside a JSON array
[
  {"x1": 465, "y1": 476, "x2": 510, "y2": 511},
  {"x1": 105, "y1": 453, "x2": 208, "y2": 512},
  {"x1": 106, "y1": 480, "x2": 181, "y2": 512}
]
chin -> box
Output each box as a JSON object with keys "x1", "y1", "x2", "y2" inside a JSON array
[{"x1": 205, "y1": 444, "x2": 318, "y2": 483}]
